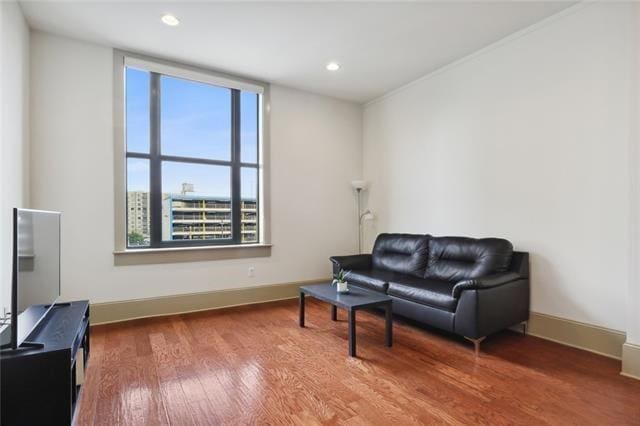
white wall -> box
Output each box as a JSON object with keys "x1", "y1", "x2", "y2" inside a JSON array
[
  {"x1": 30, "y1": 32, "x2": 362, "y2": 304},
  {"x1": 1, "y1": 1, "x2": 30, "y2": 315},
  {"x1": 627, "y1": 3, "x2": 640, "y2": 348},
  {"x1": 363, "y1": 3, "x2": 633, "y2": 331}
]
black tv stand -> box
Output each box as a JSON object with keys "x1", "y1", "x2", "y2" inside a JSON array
[{"x1": 0, "y1": 300, "x2": 90, "y2": 425}]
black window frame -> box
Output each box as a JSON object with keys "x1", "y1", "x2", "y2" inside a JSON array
[{"x1": 125, "y1": 69, "x2": 261, "y2": 249}]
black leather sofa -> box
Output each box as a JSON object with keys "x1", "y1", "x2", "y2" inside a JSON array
[{"x1": 330, "y1": 233, "x2": 529, "y2": 353}]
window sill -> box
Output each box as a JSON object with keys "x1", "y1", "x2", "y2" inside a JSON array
[{"x1": 113, "y1": 243, "x2": 272, "y2": 266}]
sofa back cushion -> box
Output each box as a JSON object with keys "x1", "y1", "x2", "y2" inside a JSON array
[
  {"x1": 424, "y1": 236, "x2": 513, "y2": 282},
  {"x1": 372, "y1": 233, "x2": 429, "y2": 278}
]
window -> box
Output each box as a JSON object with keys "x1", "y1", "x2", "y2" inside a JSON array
[{"x1": 122, "y1": 57, "x2": 262, "y2": 249}]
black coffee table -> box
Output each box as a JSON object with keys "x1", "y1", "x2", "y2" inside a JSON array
[{"x1": 299, "y1": 283, "x2": 392, "y2": 357}]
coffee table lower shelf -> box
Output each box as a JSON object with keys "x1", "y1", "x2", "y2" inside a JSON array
[{"x1": 299, "y1": 283, "x2": 393, "y2": 357}]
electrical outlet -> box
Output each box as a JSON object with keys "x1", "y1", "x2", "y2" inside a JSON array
[{"x1": 248, "y1": 267, "x2": 255, "y2": 277}]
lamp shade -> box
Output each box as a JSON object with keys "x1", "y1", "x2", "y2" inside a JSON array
[{"x1": 351, "y1": 180, "x2": 369, "y2": 191}]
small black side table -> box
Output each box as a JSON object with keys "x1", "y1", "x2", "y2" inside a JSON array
[{"x1": 299, "y1": 283, "x2": 393, "y2": 357}]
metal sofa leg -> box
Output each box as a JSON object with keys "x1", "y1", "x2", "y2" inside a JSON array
[
  {"x1": 464, "y1": 336, "x2": 486, "y2": 355},
  {"x1": 522, "y1": 321, "x2": 528, "y2": 336}
]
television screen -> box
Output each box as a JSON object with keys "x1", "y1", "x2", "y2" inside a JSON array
[{"x1": 12, "y1": 209, "x2": 61, "y2": 348}]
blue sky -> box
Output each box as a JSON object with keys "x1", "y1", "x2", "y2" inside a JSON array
[{"x1": 126, "y1": 67, "x2": 257, "y2": 199}]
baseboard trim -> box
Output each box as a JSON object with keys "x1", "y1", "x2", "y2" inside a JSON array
[
  {"x1": 91, "y1": 288, "x2": 630, "y2": 365},
  {"x1": 526, "y1": 312, "x2": 626, "y2": 360},
  {"x1": 90, "y1": 278, "x2": 329, "y2": 325},
  {"x1": 621, "y1": 342, "x2": 640, "y2": 379}
]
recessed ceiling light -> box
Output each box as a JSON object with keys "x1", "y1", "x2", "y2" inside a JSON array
[
  {"x1": 161, "y1": 14, "x2": 180, "y2": 26},
  {"x1": 326, "y1": 62, "x2": 340, "y2": 71}
]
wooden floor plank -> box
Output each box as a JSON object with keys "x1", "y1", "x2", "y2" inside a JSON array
[{"x1": 76, "y1": 299, "x2": 640, "y2": 425}]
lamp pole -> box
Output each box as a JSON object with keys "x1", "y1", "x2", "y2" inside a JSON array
[
  {"x1": 351, "y1": 180, "x2": 369, "y2": 254},
  {"x1": 356, "y1": 188, "x2": 362, "y2": 253}
]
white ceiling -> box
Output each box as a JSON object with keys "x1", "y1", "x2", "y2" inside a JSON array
[{"x1": 20, "y1": 1, "x2": 574, "y2": 103}]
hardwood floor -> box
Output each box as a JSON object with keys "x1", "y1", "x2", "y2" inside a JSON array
[{"x1": 76, "y1": 299, "x2": 640, "y2": 425}]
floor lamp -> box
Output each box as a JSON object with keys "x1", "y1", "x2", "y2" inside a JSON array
[{"x1": 351, "y1": 180, "x2": 371, "y2": 253}]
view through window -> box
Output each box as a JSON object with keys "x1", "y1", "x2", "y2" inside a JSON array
[{"x1": 125, "y1": 66, "x2": 260, "y2": 248}]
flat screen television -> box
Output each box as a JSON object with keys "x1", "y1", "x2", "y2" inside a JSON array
[{"x1": 1, "y1": 208, "x2": 61, "y2": 350}]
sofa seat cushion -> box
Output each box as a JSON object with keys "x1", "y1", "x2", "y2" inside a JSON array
[
  {"x1": 347, "y1": 270, "x2": 406, "y2": 293},
  {"x1": 387, "y1": 277, "x2": 458, "y2": 312}
]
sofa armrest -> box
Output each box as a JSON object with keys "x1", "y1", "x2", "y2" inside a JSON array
[
  {"x1": 453, "y1": 277, "x2": 529, "y2": 339},
  {"x1": 452, "y1": 272, "x2": 521, "y2": 298},
  {"x1": 329, "y1": 254, "x2": 372, "y2": 273}
]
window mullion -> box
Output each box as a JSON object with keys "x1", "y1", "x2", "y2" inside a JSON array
[
  {"x1": 231, "y1": 89, "x2": 242, "y2": 244},
  {"x1": 158, "y1": 154, "x2": 233, "y2": 167},
  {"x1": 255, "y1": 94, "x2": 260, "y2": 245},
  {"x1": 126, "y1": 152, "x2": 152, "y2": 159},
  {"x1": 149, "y1": 72, "x2": 162, "y2": 248}
]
